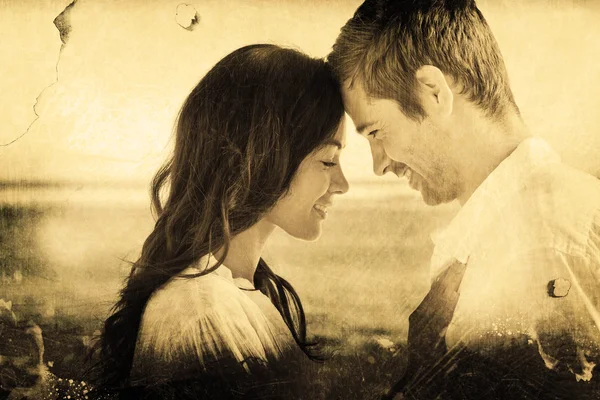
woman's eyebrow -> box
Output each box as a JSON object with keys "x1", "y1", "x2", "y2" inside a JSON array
[{"x1": 322, "y1": 139, "x2": 345, "y2": 149}]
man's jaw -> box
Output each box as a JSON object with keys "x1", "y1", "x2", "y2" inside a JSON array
[{"x1": 388, "y1": 162, "x2": 452, "y2": 206}]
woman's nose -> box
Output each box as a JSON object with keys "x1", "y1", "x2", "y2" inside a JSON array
[{"x1": 331, "y1": 166, "x2": 349, "y2": 194}]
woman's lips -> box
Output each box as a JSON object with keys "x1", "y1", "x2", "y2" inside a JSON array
[{"x1": 313, "y1": 203, "x2": 329, "y2": 218}]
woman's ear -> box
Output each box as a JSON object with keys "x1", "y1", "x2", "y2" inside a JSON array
[{"x1": 415, "y1": 65, "x2": 453, "y2": 117}]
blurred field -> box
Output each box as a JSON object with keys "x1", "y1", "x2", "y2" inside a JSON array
[{"x1": 0, "y1": 181, "x2": 458, "y2": 398}]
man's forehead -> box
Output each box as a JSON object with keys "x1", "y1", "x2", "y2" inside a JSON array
[
  {"x1": 342, "y1": 79, "x2": 370, "y2": 102},
  {"x1": 341, "y1": 81, "x2": 378, "y2": 131}
]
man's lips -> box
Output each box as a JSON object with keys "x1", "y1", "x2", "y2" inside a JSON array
[
  {"x1": 391, "y1": 163, "x2": 417, "y2": 187},
  {"x1": 391, "y1": 163, "x2": 410, "y2": 178}
]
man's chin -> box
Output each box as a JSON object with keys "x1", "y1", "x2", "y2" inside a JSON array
[{"x1": 420, "y1": 189, "x2": 453, "y2": 206}]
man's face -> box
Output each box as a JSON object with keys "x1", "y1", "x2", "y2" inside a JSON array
[{"x1": 342, "y1": 82, "x2": 462, "y2": 206}]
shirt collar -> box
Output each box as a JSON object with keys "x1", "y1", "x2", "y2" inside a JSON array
[{"x1": 430, "y1": 137, "x2": 561, "y2": 280}]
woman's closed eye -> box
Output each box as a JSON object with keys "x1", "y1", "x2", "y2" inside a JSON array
[{"x1": 321, "y1": 161, "x2": 338, "y2": 168}]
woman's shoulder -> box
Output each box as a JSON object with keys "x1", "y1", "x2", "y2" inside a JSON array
[
  {"x1": 138, "y1": 266, "x2": 264, "y2": 349},
  {"x1": 143, "y1": 266, "x2": 244, "y2": 321},
  {"x1": 132, "y1": 266, "x2": 295, "y2": 382}
]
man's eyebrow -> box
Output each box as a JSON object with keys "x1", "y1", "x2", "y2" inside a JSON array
[{"x1": 355, "y1": 121, "x2": 376, "y2": 134}]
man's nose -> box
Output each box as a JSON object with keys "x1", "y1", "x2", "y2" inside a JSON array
[{"x1": 371, "y1": 142, "x2": 391, "y2": 176}]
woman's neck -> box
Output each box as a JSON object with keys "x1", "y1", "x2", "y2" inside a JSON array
[{"x1": 216, "y1": 219, "x2": 276, "y2": 283}]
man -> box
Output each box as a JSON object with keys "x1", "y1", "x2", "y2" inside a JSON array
[{"x1": 328, "y1": 1, "x2": 600, "y2": 399}]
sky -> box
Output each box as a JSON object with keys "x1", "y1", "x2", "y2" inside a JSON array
[{"x1": 1, "y1": 0, "x2": 599, "y2": 186}]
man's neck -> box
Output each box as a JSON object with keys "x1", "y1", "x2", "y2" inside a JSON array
[{"x1": 457, "y1": 113, "x2": 530, "y2": 206}]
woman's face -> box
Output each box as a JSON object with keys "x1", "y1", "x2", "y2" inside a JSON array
[{"x1": 266, "y1": 119, "x2": 349, "y2": 241}]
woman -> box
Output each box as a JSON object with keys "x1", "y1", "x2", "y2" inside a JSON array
[{"x1": 91, "y1": 44, "x2": 348, "y2": 399}]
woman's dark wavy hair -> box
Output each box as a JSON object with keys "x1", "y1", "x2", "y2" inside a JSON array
[{"x1": 90, "y1": 44, "x2": 344, "y2": 390}]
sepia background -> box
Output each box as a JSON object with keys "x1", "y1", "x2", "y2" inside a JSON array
[{"x1": 1, "y1": 0, "x2": 599, "y2": 397}]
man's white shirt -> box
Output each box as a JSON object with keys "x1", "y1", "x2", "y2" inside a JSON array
[{"x1": 430, "y1": 137, "x2": 600, "y2": 382}]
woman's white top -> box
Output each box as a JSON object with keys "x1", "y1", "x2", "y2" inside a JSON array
[{"x1": 130, "y1": 255, "x2": 297, "y2": 383}]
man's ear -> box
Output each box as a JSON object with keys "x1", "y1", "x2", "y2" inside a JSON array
[{"x1": 415, "y1": 65, "x2": 453, "y2": 117}]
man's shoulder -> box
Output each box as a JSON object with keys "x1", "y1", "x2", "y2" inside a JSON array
[
  {"x1": 518, "y1": 161, "x2": 600, "y2": 214},
  {"x1": 504, "y1": 162, "x2": 600, "y2": 254},
  {"x1": 526, "y1": 161, "x2": 599, "y2": 191}
]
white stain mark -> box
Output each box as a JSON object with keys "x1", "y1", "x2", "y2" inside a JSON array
[
  {"x1": 548, "y1": 277, "x2": 571, "y2": 297},
  {"x1": 575, "y1": 348, "x2": 596, "y2": 382},
  {"x1": 529, "y1": 330, "x2": 559, "y2": 370},
  {"x1": 176, "y1": 4, "x2": 199, "y2": 31}
]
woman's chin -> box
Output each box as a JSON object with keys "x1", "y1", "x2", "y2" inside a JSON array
[
  {"x1": 302, "y1": 231, "x2": 322, "y2": 242},
  {"x1": 285, "y1": 225, "x2": 323, "y2": 242}
]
